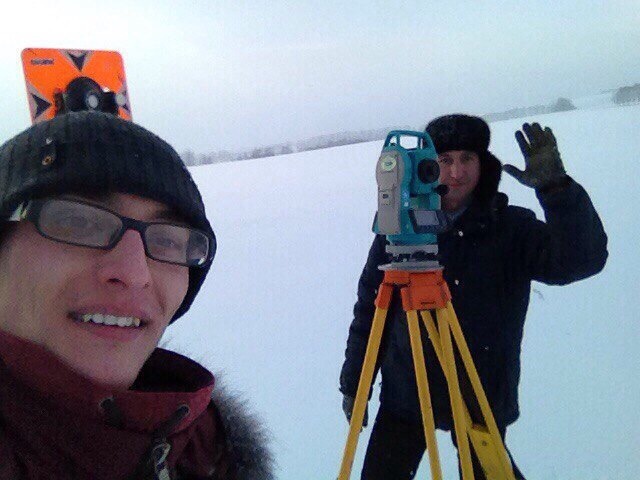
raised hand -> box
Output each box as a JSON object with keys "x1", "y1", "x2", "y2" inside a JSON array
[{"x1": 503, "y1": 122, "x2": 568, "y2": 191}]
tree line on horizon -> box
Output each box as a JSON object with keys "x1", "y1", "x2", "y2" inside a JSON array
[
  {"x1": 181, "y1": 126, "x2": 410, "y2": 166},
  {"x1": 613, "y1": 83, "x2": 640, "y2": 105},
  {"x1": 182, "y1": 83, "x2": 638, "y2": 166}
]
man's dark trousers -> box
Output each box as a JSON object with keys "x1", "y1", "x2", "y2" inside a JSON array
[{"x1": 361, "y1": 408, "x2": 526, "y2": 480}]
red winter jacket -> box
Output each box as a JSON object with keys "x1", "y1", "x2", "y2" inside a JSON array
[{"x1": 0, "y1": 330, "x2": 273, "y2": 479}]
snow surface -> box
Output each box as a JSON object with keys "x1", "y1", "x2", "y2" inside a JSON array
[{"x1": 164, "y1": 105, "x2": 640, "y2": 479}]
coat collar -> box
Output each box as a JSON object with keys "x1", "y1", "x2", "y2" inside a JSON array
[
  {"x1": 443, "y1": 192, "x2": 509, "y2": 237},
  {"x1": 0, "y1": 329, "x2": 214, "y2": 434},
  {"x1": 0, "y1": 329, "x2": 223, "y2": 479}
]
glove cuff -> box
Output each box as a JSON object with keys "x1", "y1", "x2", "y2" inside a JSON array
[{"x1": 536, "y1": 174, "x2": 570, "y2": 194}]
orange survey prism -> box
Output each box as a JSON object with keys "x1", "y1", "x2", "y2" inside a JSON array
[{"x1": 21, "y1": 48, "x2": 131, "y2": 124}]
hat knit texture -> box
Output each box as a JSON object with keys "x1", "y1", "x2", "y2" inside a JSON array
[
  {"x1": 425, "y1": 114, "x2": 502, "y2": 206},
  {"x1": 0, "y1": 111, "x2": 214, "y2": 322}
]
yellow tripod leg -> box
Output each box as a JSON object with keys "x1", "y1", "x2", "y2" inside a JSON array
[
  {"x1": 443, "y1": 303, "x2": 516, "y2": 480},
  {"x1": 420, "y1": 311, "x2": 484, "y2": 447},
  {"x1": 406, "y1": 310, "x2": 443, "y2": 480},
  {"x1": 424, "y1": 307, "x2": 516, "y2": 479},
  {"x1": 337, "y1": 306, "x2": 388, "y2": 480},
  {"x1": 436, "y1": 308, "x2": 476, "y2": 480},
  {"x1": 419, "y1": 310, "x2": 444, "y2": 366}
]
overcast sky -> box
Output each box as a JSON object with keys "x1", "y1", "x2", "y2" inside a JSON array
[{"x1": 1, "y1": 1, "x2": 638, "y2": 152}]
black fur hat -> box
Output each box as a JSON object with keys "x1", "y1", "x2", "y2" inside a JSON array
[
  {"x1": 426, "y1": 114, "x2": 502, "y2": 205},
  {"x1": 0, "y1": 111, "x2": 215, "y2": 322}
]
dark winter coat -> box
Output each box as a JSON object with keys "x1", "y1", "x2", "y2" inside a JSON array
[
  {"x1": 0, "y1": 330, "x2": 274, "y2": 480},
  {"x1": 340, "y1": 177, "x2": 608, "y2": 429}
]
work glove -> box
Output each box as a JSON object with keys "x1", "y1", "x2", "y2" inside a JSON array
[
  {"x1": 342, "y1": 394, "x2": 368, "y2": 428},
  {"x1": 503, "y1": 122, "x2": 568, "y2": 191}
]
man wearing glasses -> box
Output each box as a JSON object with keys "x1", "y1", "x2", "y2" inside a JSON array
[{"x1": 0, "y1": 111, "x2": 273, "y2": 479}]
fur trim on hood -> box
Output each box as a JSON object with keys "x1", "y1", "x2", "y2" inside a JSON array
[{"x1": 210, "y1": 376, "x2": 276, "y2": 480}]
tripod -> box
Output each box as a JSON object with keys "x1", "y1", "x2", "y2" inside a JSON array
[{"x1": 337, "y1": 266, "x2": 516, "y2": 480}]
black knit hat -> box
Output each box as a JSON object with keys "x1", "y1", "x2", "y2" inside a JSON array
[
  {"x1": 0, "y1": 111, "x2": 215, "y2": 322},
  {"x1": 425, "y1": 114, "x2": 502, "y2": 205}
]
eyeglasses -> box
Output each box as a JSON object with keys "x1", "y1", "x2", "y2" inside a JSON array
[{"x1": 8, "y1": 198, "x2": 215, "y2": 267}]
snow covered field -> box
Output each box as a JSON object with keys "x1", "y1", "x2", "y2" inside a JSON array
[{"x1": 165, "y1": 104, "x2": 640, "y2": 479}]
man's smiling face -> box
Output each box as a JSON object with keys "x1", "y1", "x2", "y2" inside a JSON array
[
  {"x1": 0, "y1": 192, "x2": 189, "y2": 389},
  {"x1": 437, "y1": 150, "x2": 481, "y2": 211}
]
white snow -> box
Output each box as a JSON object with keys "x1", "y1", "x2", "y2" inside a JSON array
[{"x1": 164, "y1": 104, "x2": 640, "y2": 479}]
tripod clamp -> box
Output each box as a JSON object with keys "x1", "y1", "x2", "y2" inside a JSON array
[{"x1": 381, "y1": 244, "x2": 441, "y2": 271}]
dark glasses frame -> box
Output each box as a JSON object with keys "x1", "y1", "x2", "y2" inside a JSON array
[{"x1": 8, "y1": 198, "x2": 216, "y2": 268}]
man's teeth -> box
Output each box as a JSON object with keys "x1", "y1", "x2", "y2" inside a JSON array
[{"x1": 80, "y1": 313, "x2": 141, "y2": 327}]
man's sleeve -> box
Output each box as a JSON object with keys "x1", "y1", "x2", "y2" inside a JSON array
[
  {"x1": 513, "y1": 177, "x2": 608, "y2": 284},
  {"x1": 339, "y1": 234, "x2": 388, "y2": 397}
]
